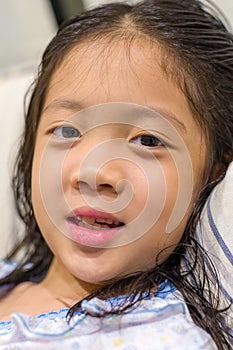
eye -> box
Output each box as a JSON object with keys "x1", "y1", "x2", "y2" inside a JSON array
[
  {"x1": 52, "y1": 126, "x2": 81, "y2": 139},
  {"x1": 130, "y1": 134, "x2": 163, "y2": 148}
]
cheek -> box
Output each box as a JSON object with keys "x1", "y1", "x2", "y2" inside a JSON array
[
  {"x1": 140, "y1": 162, "x2": 186, "y2": 265},
  {"x1": 125, "y1": 156, "x2": 179, "y2": 222},
  {"x1": 162, "y1": 158, "x2": 179, "y2": 215},
  {"x1": 31, "y1": 155, "x2": 48, "y2": 234},
  {"x1": 31, "y1": 145, "x2": 43, "y2": 216},
  {"x1": 142, "y1": 154, "x2": 180, "y2": 232},
  {"x1": 31, "y1": 140, "x2": 62, "y2": 237},
  {"x1": 120, "y1": 165, "x2": 149, "y2": 217}
]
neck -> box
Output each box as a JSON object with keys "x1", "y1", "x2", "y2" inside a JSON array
[{"x1": 40, "y1": 257, "x2": 100, "y2": 306}]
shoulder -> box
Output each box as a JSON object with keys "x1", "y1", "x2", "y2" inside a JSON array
[{"x1": 0, "y1": 281, "x2": 217, "y2": 349}]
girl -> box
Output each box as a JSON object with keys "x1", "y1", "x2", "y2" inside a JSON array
[{"x1": 0, "y1": 0, "x2": 232, "y2": 349}]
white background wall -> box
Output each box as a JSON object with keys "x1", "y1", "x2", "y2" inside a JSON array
[
  {"x1": 217, "y1": 0, "x2": 233, "y2": 16},
  {"x1": 214, "y1": 0, "x2": 233, "y2": 28},
  {"x1": 0, "y1": 0, "x2": 57, "y2": 74}
]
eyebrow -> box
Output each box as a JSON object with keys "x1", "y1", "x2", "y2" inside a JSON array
[
  {"x1": 42, "y1": 98, "x2": 187, "y2": 134},
  {"x1": 147, "y1": 105, "x2": 187, "y2": 134},
  {"x1": 42, "y1": 99, "x2": 85, "y2": 114}
]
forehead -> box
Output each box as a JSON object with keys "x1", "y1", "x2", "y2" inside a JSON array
[
  {"x1": 45, "y1": 38, "x2": 192, "y2": 117},
  {"x1": 48, "y1": 38, "x2": 163, "y2": 95}
]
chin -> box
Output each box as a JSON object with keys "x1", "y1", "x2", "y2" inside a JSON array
[{"x1": 64, "y1": 256, "x2": 120, "y2": 285}]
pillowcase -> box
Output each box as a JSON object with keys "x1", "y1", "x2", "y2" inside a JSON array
[{"x1": 196, "y1": 161, "x2": 233, "y2": 328}]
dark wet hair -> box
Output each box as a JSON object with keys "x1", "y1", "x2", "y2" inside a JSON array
[{"x1": 2, "y1": 0, "x2": 233, "y2": 348}]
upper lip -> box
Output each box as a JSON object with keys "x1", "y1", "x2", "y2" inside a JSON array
[{"x1": 67, "y1": 206, "x2": 122, "y2": 224}]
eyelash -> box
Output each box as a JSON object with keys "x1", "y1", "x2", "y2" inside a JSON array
[
  {"x1": 130, "y1": 134, "x2": 164, "y2": 148},
  {"x1": 51, "y1": 126, "x2": 164, "y2": 149}
]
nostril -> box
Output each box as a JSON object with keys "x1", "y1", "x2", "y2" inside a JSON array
[
  {"x1": 99, "y1": 184, "x2": 113, "y2": 188},
  {"x1": 98, "y1": 183, "x2": 118, "y2": 195}
]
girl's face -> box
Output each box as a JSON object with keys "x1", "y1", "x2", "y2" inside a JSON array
[{"x1": 32, "y1": 40, "x2": 207, "y2": 286}]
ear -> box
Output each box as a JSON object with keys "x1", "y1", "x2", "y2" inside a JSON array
[
  {"x1": 209, "y1": 162, "x2": 227, "y2": 181},
  {"x1": 210, "y1": 151, "x2": 233, "y2": 181}
]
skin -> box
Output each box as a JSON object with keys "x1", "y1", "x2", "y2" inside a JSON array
[{"x1": 0, "y1": 39, "x2": 207, "y2": 320}]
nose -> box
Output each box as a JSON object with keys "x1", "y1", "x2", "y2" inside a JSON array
[
  {"x1": 69, "y1": 142, "x2": 126, "y2": 197},
  {"x1": 67, "y1": 136, "x2": 137, "y2": 213},
  {"x1": 75, "y1": 161, "x2": 124, "y2": 195}
]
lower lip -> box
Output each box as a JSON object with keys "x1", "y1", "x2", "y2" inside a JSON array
[{"x1": 67, "y1": 220, "x2": 123, "y2": 247}]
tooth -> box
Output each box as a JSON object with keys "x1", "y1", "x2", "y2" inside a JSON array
[
  {"x1": 101, "y1": 224, "x2": 109, "y2": 229},
  {"x1": 95, "y1": 218, "x2": 106, "y2": 223},
  {"x1": 95, "y1": 218, "x2": 114, "y2": 224},
  {"x1": 104, "y1": 219, "x2": 113, "y2": 224},
  {"x1": 82, "y1": 216, "x2": 95, "y2": 225},
  {"x1": 92, "y1": 223, "x2": 102, "y2": 228}
]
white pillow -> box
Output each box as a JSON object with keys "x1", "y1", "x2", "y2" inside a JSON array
[{"x1": 196, "y1": 162, "x2": 233, "y2": 328}]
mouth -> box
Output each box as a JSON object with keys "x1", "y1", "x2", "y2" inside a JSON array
[
  {"x1": 66, "y1": 208, "x2": 125, "y2": 247},
  {"x1": 67, "y1": 215, "x2": 125, "y2": 230}
]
